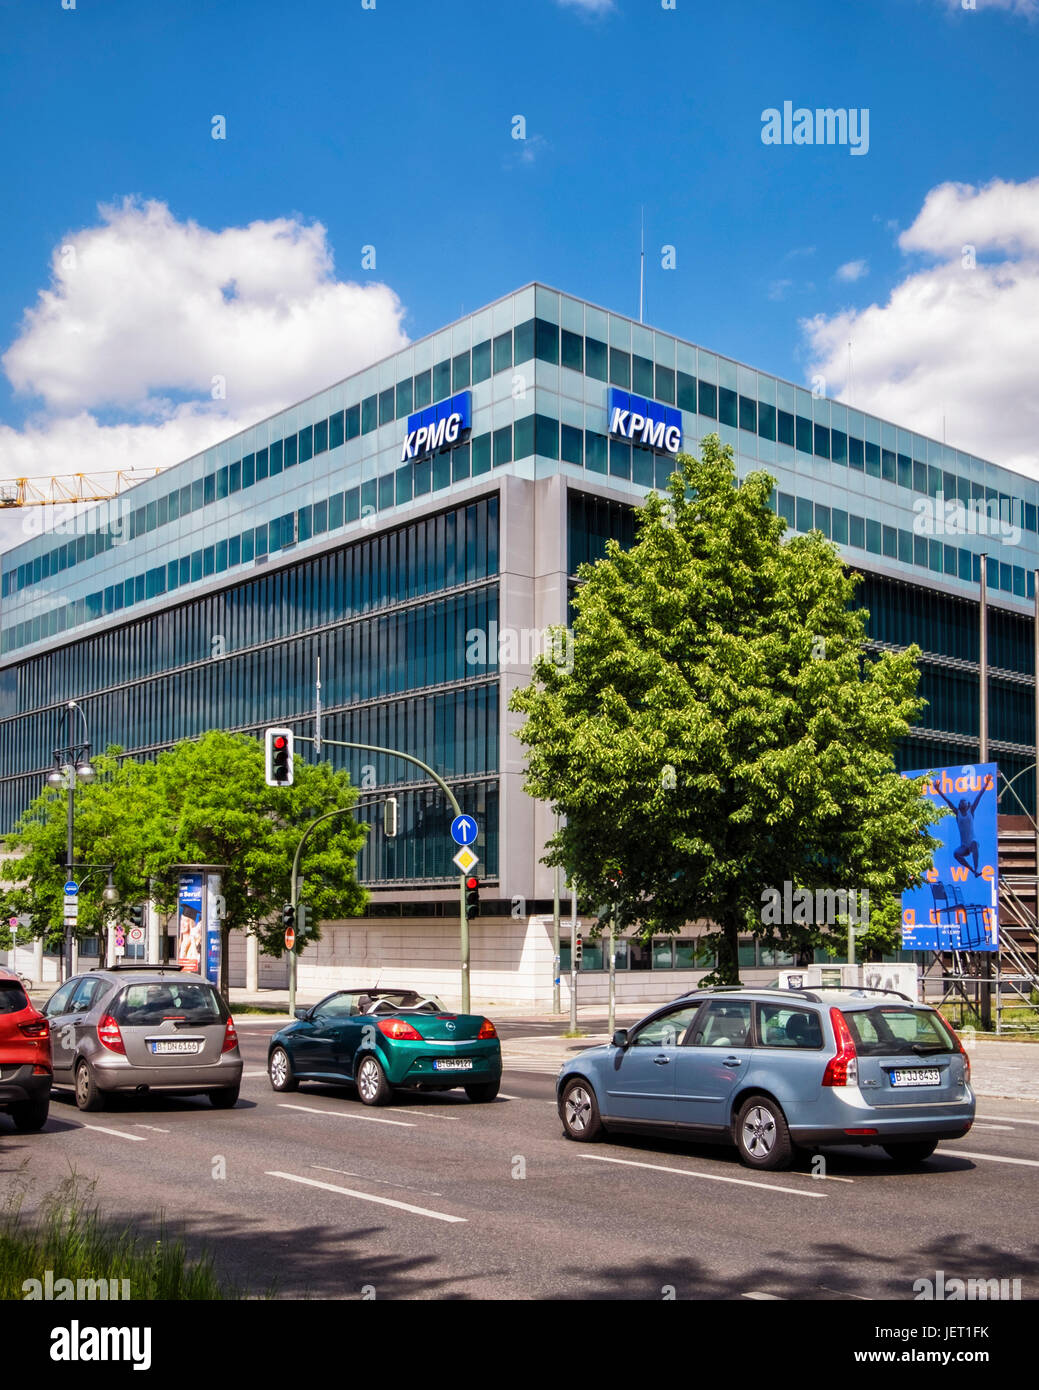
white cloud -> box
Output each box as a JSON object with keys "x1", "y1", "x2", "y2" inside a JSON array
[
  {"x1": 802, "y1": 177, "x2": 1039, "y2": 477},
  {"x1": 835, "y1": 259, "x2": 868, "y2": 282},
  {"x1": 934, "y1": 0, "x2": 1038, "y2": 14},
  {"x1": 0, "y1": 199, "x2": 409, "y2": 548},
  {"x1": 557, "y1": 0, "x2": 614, "y2": 11}
]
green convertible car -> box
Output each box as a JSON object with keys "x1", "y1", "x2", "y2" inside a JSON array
[{"x1": 267, "y1": 988, "x2": 502, "y2": 1104}]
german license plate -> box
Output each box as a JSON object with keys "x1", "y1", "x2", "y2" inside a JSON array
[
  {"x1": 433, "y1": 1058, "x2": 473, "y2": 1071},
  {"x1": 890, "y1": 1067, "x2": 941, "y2": 1087},
  {"x1": 150, "y1": 1039, "x2": 201, "y2": 1055}
]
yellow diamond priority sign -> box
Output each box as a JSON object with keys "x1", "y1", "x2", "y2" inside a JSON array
[{"x1": 452, "y1": 845, "x2": 478, "y2": 874}]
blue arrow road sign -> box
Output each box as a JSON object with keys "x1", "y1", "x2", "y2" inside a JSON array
[
  {"x1": 451, "y1": 815, "x2": 478, "y2": 846},
  {"x1": 64, "y1": 881, "x2": 79, "y2": 895}
]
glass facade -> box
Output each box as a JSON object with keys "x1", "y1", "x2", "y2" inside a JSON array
[{"x1": 3, "y1": 281, "x2": 1038, "y2": 882}]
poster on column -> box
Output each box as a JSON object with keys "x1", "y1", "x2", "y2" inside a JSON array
[
  {"x1": 900, "y1": 762, "x2": 999, "y2": 952},
  {"x1": 177, "y1": 873, "x2": 204, "y2": 972},
  {"x1": 205, "y1": 872, "x2": 222, "y2": 987}
]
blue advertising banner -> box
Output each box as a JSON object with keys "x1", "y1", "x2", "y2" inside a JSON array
[
  {"x1": 901, "y1": 763, "x2": 999, "y2": 952},
  {"x1": 177, "y1": 873, "x2": 204, "y2": 972},
  {"x1": 205, "y1": 872, "x2": 222, "y2": 986}
]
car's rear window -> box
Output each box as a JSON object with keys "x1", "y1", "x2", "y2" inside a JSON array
[
  {"x1": 0, "y1": 980, "x2": 29, "y2": 1015},
  {"x1": 112, "y1": 981, "x2": 227, "y2": 1026},
  {"x1": 842, "y1": 1006, "x2": 957, "y2": 1056}
]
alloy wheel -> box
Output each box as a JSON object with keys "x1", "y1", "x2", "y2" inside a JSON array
[
  {"x1": 565, "y1": 1085, "x2": 592, "y2": 1133},
  {"x1": 270, "y1": 1049, "x2": 288, "y2": 1088},
  {"x1": 742, "y1": 1105, "x2": 776, "y2": 1158},
  {"x1": 358, "y1": 1058, "x2": 380, "y2": 1101}
]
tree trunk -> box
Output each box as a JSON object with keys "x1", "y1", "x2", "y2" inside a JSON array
[{"x1": 715, "y1": 916, "x2": 741, "y2": 985}]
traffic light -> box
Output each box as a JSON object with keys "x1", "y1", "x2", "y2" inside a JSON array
[
  {"x1": 296, "y1": 902, "x2": 312, "y2": 938},
  {"x1": 384, "y1": 795, "x2": 398, "y2": 839},
  {"x1": 129, "y1": 904, "x2": 144, "y2": 929},
  {"x1": 465, "y1": 876, "x2": 480, "y2": 919},
  {"x1": 573, "y1": 934, "x2": 583, "y2": 966},
  {"x1": 265, "y1": 728, "x2": 294, "y2": 786},
  {"x1": 282, "y1": 902, "x2": 294, "y2": 934}
]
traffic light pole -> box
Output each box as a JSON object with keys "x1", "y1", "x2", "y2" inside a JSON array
[{"x1": 293, "y1": 736, "x2": 471, "y2": 1012}]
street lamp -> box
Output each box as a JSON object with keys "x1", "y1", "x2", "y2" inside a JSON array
[{"x1": 49, "y1": 700, "x2": 94, "y2": 982}]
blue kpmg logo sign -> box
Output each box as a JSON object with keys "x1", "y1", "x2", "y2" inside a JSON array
[
  {"x1": 607, "y1": 388, "x2": 682, "y2": 454},
  {"x1": 401, "y1": 391, "x2": 472, "y2": 462}
]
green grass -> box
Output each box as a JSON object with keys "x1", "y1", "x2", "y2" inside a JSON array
[{"x1": 0, "y1": 1170, "x2": 245, "y2": 1300}]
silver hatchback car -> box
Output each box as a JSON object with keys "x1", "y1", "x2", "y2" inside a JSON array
[
  {"x1": 43, "y1": 965, "x2": 243, "y2": 1110},
  {"x1": 557, "y1": 986, "x2": 974, "y2": 1170}
]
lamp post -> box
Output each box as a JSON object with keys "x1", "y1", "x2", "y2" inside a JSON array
[{"x1": 46, "y1": 701, "x2": 94, "y2": 982}]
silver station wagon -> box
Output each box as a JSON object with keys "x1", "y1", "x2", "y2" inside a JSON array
[
  {"x1": 42, "y1": 965, "x2": 243, "y2": 1110},
  {"x1": 557, "y1": 986, "x2": 974, "y2": 1170}
]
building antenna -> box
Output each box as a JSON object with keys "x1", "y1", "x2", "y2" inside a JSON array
[{"x1": 639, "y1": 207, "x2": 645, "y2": 324}]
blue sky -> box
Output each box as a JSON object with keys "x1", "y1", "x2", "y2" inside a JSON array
[{"x1": 1, "y1": 0, "x2": 1038, "y2": 519}]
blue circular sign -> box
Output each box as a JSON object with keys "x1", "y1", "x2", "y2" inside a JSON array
[
  {"x1": 64, "y1": 881, "x2": 79, "y2": 895},
  {"x1": 450, "y1": 815, "x2": 478, "y2": 846}
]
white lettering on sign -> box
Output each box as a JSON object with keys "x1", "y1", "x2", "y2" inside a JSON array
[
  {"x1": 401, "y1": 412, "x2": 464, "y2": 461},
  {"x1": 609, "y1": 407, "x2": 681, "y2": 454}
]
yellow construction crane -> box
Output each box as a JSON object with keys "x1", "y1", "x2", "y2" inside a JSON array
[{"x1": 0, "y1": 469, "x2": 163, "y2": 508}]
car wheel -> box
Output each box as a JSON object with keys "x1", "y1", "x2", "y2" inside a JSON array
[
  {"x1": 735, "y1": 1096, "x2": 793, "y2": 1170},
  {"x1": 560, "y1": 1078, "x2": 603, "y2": 1142},
  {"x1": 9, "y1": 1092, "x2": 50, "y2": 1132},
  {"x1": 882, "y1": 1140, "x2": 938, "y2": 1165},
  {"x1": 74, "y1": 1059, "x2": 106, "y2": 1113},
  {"x1": 268, "y1": 1046, "x2": 298, "y2": 1093},
  {"x1": 355, "y1": 1054, "x2": 392, "y2": 1106},
  {"x1": 464, "y1": 1081, "x2": 500, "y2": 1102},
  {"x1": 209, "y1": 1086, "x2": 240, "y2": 1109}
]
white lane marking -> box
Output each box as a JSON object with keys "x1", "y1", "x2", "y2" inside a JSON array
[
  {"x1": 951, "y1": 1149, "x2": 1039, "y2": 1169},
  {"x1": 242, "y1": 1069, "x2": 270, "y2": 1078},
  {"x1": 796, "y1": 1172, "x2": 855, "y2": 1184},
  {"x1": 978, "y1": 1114, "x2": 1039, "y2": 1126},
  {"x1": 820, "y1": 1286, "x2": 871, "y2": 1301},
  {"x1": 579, "y1": 1153, "x2": 826, "y2": 1199},
  {"x1": 743, "y1": 1291, "x2": 784, "y2": 1300},
  {"x1": 82, "y1": 1125, "x2": 147, "y2": 1141},
  {"x1": 311, "y1": 1164, "x2": 442, "y2": 1197},
  {"x1": 278, "y1": 1103, "x2": 414, "y2": 1128},
  {"x1": 382, "y1": 1108, "x2": 457, "y2": 1121},
  {"x1": 497, "y1": 1093, "x2": 524, "y2": 1100},
  {"x1": 973, "y1": 1123, "x2": 1014, "y2": 1131},
  {"x1": 132, "y1": 1124, "x2": 170, "y2": 1133},
  {"x1": 266, "y1": 1171, "x2": 465, "y2": 1223}
]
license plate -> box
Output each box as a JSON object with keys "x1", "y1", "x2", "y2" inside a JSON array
[
  {"x1": 149, "y1": 1040, "x2": 201, "y2": 1055},
  {"x1": 433, "y1": 1058, "x2": 473, "y2": 1071},
  {"x1": 890, "y1": 1067, "x2": 941, "y2": 1087}
]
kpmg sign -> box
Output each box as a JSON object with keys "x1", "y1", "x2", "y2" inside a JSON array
[
  {"x1": 401, "y1": 391, "x2": 472, "y2": 462},
  {"x1": 607, "y1": 388, "x2": 682, "y2": 454}
]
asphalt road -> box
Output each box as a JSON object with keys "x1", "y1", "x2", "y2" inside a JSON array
[{"x1": 3, "y1": 1019, "x2": 1038, "y2": 1301}]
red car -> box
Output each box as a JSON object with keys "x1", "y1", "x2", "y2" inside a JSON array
[{"x1": 0, "y1": 967, "x2": 52, "y2": 1132}]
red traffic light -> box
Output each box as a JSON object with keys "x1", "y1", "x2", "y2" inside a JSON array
[
  {"x1": 466, "y1": 876, "x2": 479, "y2": 889},
  {"x1": 273, "y1": 735, "x2": 287, "y2": 749}
]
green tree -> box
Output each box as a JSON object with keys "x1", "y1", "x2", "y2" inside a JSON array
[
  {"x1": 510, "y1": 435, "x2": 940, "y2": 983},
  {"x1": 1, "y1": 732, "x2": 368, "y2": 978}
]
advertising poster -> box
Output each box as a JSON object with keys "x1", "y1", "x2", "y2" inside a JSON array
[
  {"x1": 901, "y1": 762, "x2": 999, "y2": 952},
  {"x1": 205, "y1": 871, "x2": 222, "y2": 987},
  {"x1": 177, "y1": 872, "x2": 204, "y2": 972}
]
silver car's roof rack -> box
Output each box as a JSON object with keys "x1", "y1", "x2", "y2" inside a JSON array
[
  {"x1": 680, "y1": 984, "x2": 913, "y2": 1004},
  {"x1": 107, "y1": 962, "x2": 187, "y2": 972}
]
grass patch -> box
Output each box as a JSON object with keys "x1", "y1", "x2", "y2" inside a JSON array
[{"x1": 0, "y1": 1169, "x2": 248, "y2": 1300}]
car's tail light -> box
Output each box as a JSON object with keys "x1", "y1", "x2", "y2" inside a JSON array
[
  {"x1": 97, "y1": 1013, "x2": 125, "y2": 1054},
  {"x1": 822, "y1": 1007, "x2": 858, "y2": 1087},
  {"x1": 947, "y1": 1020, "x2": 971, "y2": 1084},
  {"x1": 477, "y1": 1018, "x2": 497, "y2": 1039},
  {"x1": 32, "y1": 1064, "x2": 51, "y2": 1076},
  {"x1": 222, "y1": 1017, "x2": 239, "y2": 1053},
  {"x1": 18, "y1": 1016, "x2": 49, "y2": 1039},
  {"x1": 377, "y1": 1018, "x2": 422, "y2": 1041}
]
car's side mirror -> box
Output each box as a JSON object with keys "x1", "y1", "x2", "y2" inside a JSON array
[
  {"x1": 294, "y1": 1007, "x2": 311, "y2": 1020},
  {"x1": 612, "y1": 1029, "x2": 629, "y2": 1049}
]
